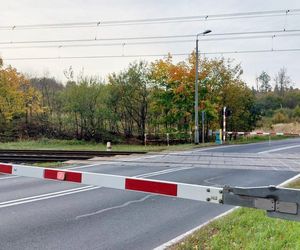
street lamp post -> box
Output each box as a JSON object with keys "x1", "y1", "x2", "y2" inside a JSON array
[{"x1": 194, "y1": 29, "x2": 211, "y2": 144}]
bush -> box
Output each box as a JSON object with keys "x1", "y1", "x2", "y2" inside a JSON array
[{"x1": 272, "y1": 111, "x2": 289, "y2": 124}]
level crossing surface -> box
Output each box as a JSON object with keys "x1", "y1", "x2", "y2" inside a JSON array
[{"x1": 0, "y1": 138, "x2": 299, "y2": 250}]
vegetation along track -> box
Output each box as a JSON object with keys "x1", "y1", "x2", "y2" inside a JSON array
[{"x1": 0, "y1": 149, "x2": 146, "y2": 163}]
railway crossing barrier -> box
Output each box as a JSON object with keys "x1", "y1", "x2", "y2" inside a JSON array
[
  {"x1": 227, "y1": 131, "x2": 300, "y2": 136},
  {"x1": 1, "y1": 163, "x2": 300, "y2": 222}
]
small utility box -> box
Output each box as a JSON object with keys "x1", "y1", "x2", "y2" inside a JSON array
[{"x1": 215, "y1": 129, "x2": 222, "y2": 144}]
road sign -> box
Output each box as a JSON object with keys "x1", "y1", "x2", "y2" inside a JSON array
[{"x1": 1, "y1": 163, "x2": 300, "y2": 221}]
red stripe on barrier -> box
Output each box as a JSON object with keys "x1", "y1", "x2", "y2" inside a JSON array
[
  {"x1": 0, "y1": 164, "x2": 13, "y2": 174},
  {"x1": 44, "y1": 169, "x2": 82, "y2": 183},
  {"x1": 125, "y1": 179, "x2": 177, "y2": 196}
]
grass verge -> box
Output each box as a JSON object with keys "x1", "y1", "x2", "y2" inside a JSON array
[
  {"x1": 227, "y1": 135, "x2": 291, "y2": 145},
  {"x1": 32, "y1": 162, "x2": 68, "y2": 168},
  {"x1": 0, "y1": 135, "x2": 293, "y2": 152},
  {"x1": 170, "y1": 207, "x2": 300, "y2": 250},
  {"x1": 170, "y1": 179, "x2": 300, "y2": 250},
  {"x1": 0, "y1": 138, "x2": 203, "y2": 152}
]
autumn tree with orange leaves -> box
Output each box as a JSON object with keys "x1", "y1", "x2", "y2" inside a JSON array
[
  {"x1": 149, "y1": 53, "x2": 258, "y2": 137},
  {"x1": 0, "y1": 59, "x2": 42, "y2": 138}
]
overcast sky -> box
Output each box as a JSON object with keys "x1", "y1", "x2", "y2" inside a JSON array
[{"x1": 0, "y1": 0, "x2": 300, "y2": 88}]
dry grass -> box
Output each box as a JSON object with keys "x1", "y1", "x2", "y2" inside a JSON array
[{"x1": 259, "y1": 122, "x2": 300, "y2": 134}]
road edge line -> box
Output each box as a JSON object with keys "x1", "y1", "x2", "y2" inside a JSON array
[
  {"x1": 155, "y1": 172, "x2": 300, "y2": 250},
  {"x1": 278, "y1": 173, "x2": 300, "y2": 187},
  {"x1": 153, "y1": 207, "x2": 238, "y2": 250}
]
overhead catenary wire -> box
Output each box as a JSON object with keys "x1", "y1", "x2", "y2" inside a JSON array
[
  {"x1": 1, "y1": 29, "x2": 300, "y2": 46},
  {"x1": 0, "y1": 9, "x2": 300, "y2": 30},
  {"x1": 0, "y1": 32, "x2": 300, "y2": 50},
  {"x1": 3, "y1": 48, "x2": 300, "y2": 61}
]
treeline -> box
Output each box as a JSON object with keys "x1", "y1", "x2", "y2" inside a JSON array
[
  {"x1": 0, "y1": 54, "x2": 263, "y2": 142},
  {"x1": 254, "y1": 69, "x2": 300, "y2": 127}
]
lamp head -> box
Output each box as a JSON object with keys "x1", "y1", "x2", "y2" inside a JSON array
[{"x1": 203, "y1": 30, "x2": 212, "y2": 35}]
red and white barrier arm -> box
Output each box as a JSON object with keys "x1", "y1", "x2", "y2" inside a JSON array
[
  {"x1": 227, "y1": 131, "x2": 300, "y2": 136},
  {"x1": 0, "y1": 163, "x2": 222, "y2": 204},
  {"x1": 2, "y1": 162, "x2": 300, "y2": 221}
]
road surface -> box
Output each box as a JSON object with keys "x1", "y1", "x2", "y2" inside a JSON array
[{"x1": 0, "y1": 138, "x2": 299, "y2": 250}]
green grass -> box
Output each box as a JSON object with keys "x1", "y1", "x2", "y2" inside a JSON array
[
  {"x1": 0, "y1": 135, "x2": 292, "y2": 152},
  {"x1": 0, "y1": 138, "x2": 201, "y2": 152},
  {"x1": 227, "y1": 135, "x2": 290, "y2": 145},
  {"x1": 32, "y1": 162, "x2": 68, "y2": 168},
  {"x1": 171, "y1": 208, "x2": 300, "y2": 250},
  {"x1": 287, "y1": 179, "x2": 300, "y2": 189},
  {"x1": 171, "y1": 179, "x2": 300, "y2": 250}
]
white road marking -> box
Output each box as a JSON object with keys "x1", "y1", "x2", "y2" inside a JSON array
[
  {"x1": 277, "y1": 158, "x2": 295, "y2": 171},
  {"x1": 135, "y1": 167, "x2": 193, "y2": 178},
  {"x1": 0, "y1": 186, "x2": 92, "y2": 206},
  {"x1": 277, "y1": 173, "x2": 300, "y2": 187},
  {"x1": 203, "y1": 175, "x2": 224, "y2": 187},
  {"x1": 68, "y1": 162, "x2": 112, "y2": 170},
  {"x1": 0, "y1": 186, "x2": 100, "y2": 208},
  {"x1": 0, "y1": 176, "x2": 20, "y2": 180},
  {"x1": 258, "y1": 144, "x2": 300, "y2": 154},
  {"x1": 67, "y1": 154, "x2": 170, "y2": 170}
]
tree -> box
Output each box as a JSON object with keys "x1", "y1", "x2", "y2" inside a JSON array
[
  {"x1": 222, "y1": 81, "x2": 258, "y2": 131},
  {"x1": 0, "y1": 62, "x2": 42, "y2": 138},
  {"x1": 257, "y1": 71, "x2": 272, "y2": 92},
  {"x1": 150, "y1": 54, "x2": 194, "y2": 132},
  {"x1": 150, "y1": 53, "x2": 258, "y2": 134},
  {"x1": 30, "y1": 77, "x2": 64, "y2": 114},
  {"x1": 108, "y1": 61, "x2": 151, "y2": 138},
  {"x1": 274, "y1": 67, "x2": 293, "y2": 96},
  {"x1": 62, "y1": 76, "x2": 108, "y2": 140}
]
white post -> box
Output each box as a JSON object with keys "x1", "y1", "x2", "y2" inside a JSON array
[
  {"x1": 106, "y1": 142, "x2": 112, "y2": 151},
  {"x1": 144, "y1": 133, "x2": 147, "y2": 146},
  {"x1": 223, "y1": 106, "x2": 226, "y2": 142},
  {"x1": 166, "y1": 133, "x2": 170, "y2": 147}
]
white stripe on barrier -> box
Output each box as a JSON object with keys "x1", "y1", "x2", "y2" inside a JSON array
[
  {"x1": 177, "y1": 183, "x2": 222, "y2": 203},
  {"x1": 227, "y1": 131, "x2": 300, "y2": 136},
  {"x1": 82, "y1": 172, "x2": 125, "y2": 190},
  {"x1": 12, "y1": 165, "x2": 44, "y2": 179}
]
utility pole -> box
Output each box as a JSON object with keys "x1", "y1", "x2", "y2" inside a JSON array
[{"x1": 194, "y1": 29, "x2": 211, "y2": 144}]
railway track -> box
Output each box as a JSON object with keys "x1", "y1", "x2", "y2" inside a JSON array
[{"x1": 0, "y1": 149, "x2": 146, "y2": 163}]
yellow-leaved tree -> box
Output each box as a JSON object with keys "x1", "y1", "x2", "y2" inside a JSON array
[{"x1": 0, "y1": 59, "x2": 42, "y2": 136}]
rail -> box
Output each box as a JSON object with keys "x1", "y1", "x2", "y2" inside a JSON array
[{"x1": 0, "y1": 149, "x2": 146, "y2": 163}]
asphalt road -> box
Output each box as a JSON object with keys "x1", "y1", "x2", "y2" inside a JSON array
[{"x1": 0, "y1": 138, "x2": 299, "y2": 250}]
